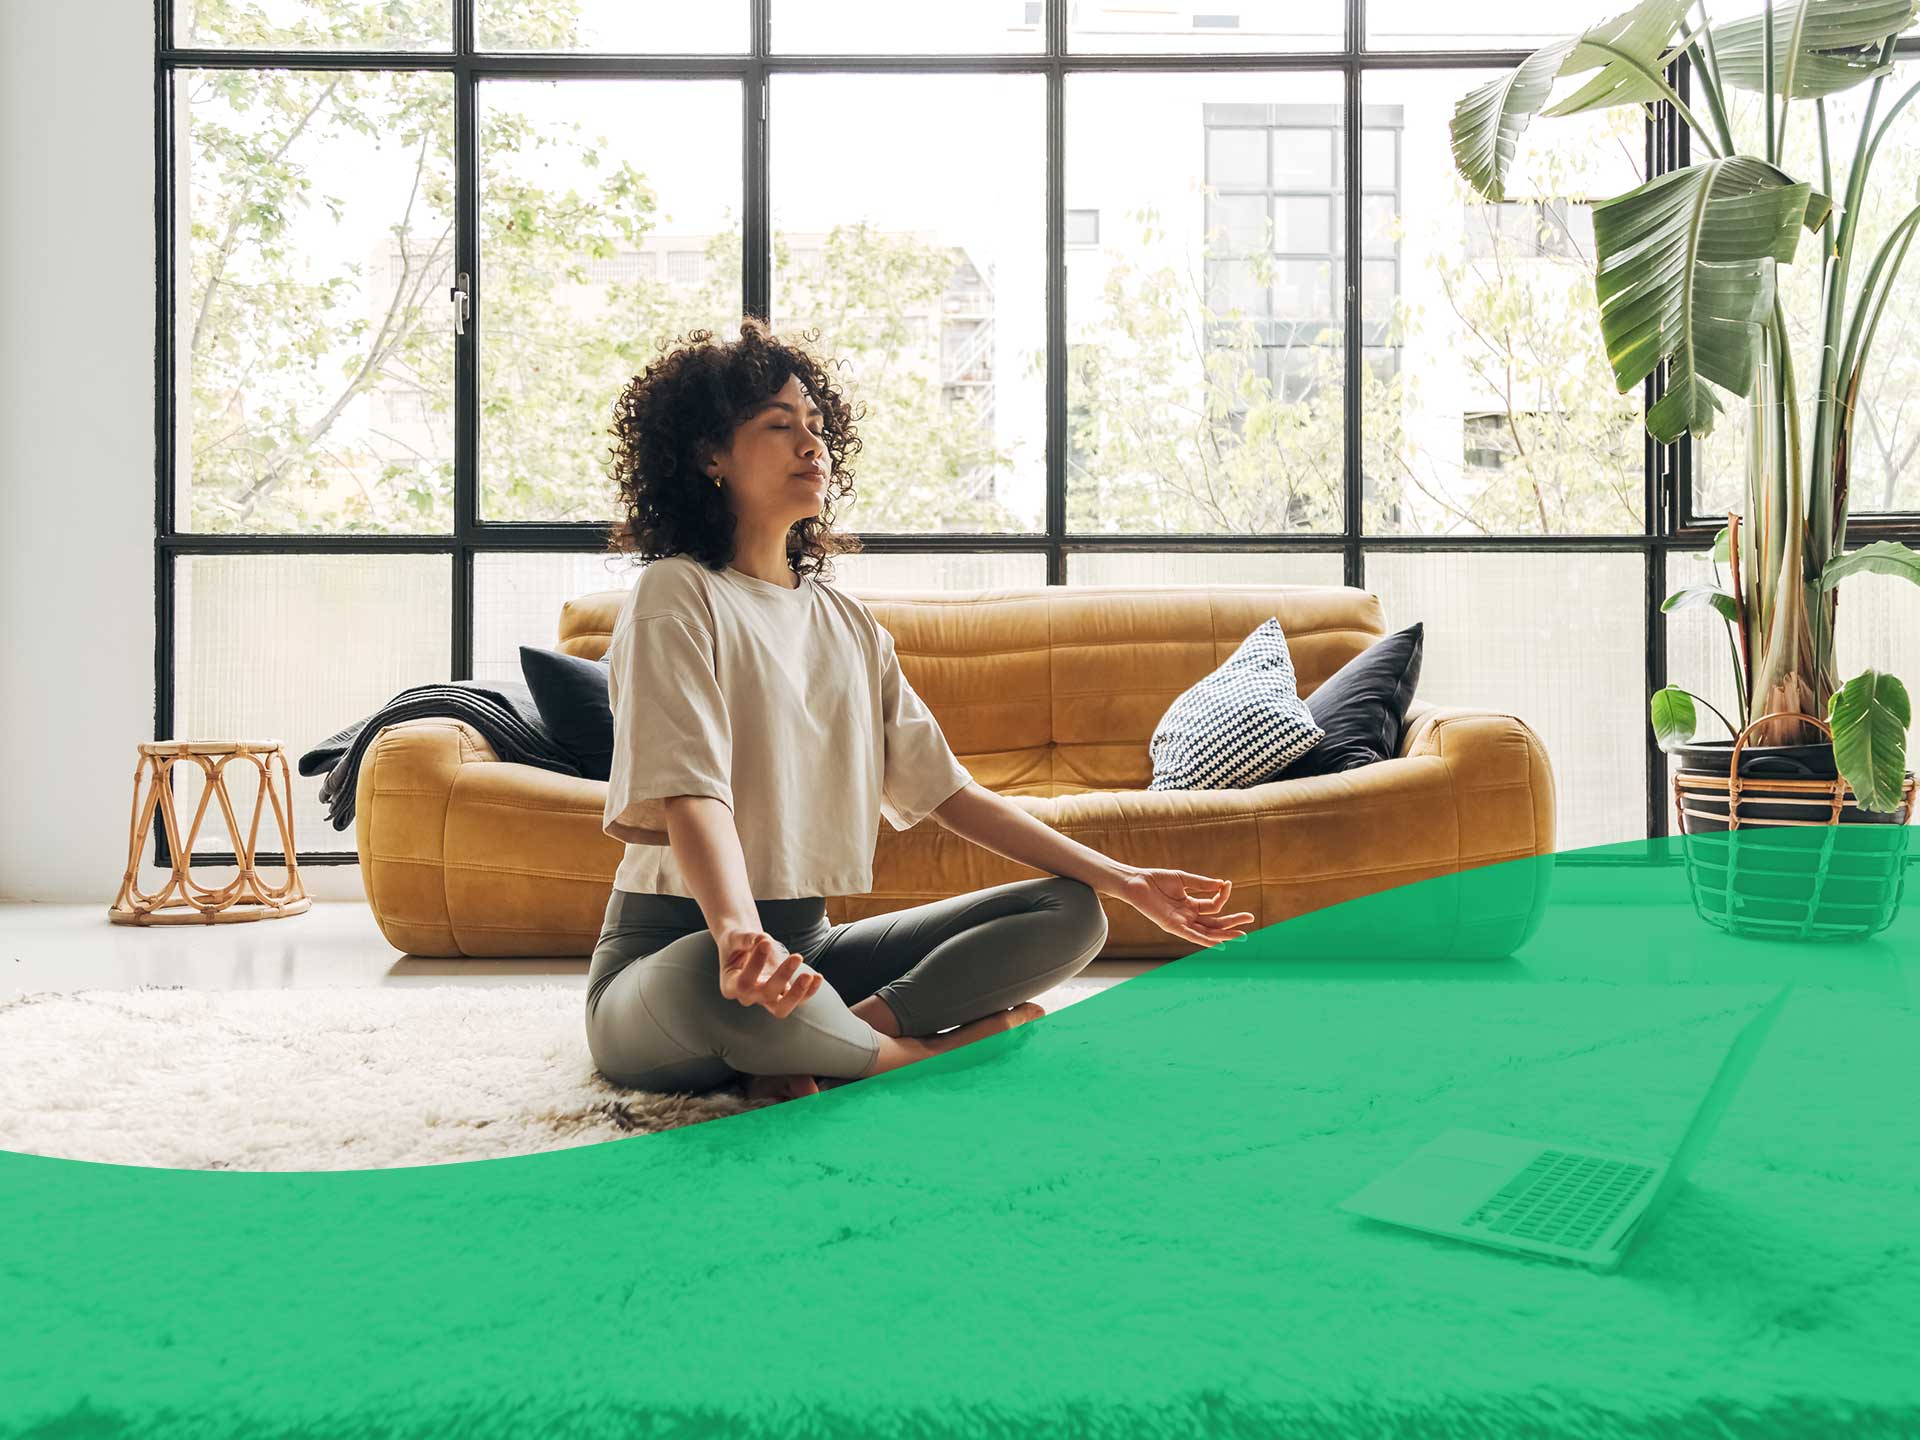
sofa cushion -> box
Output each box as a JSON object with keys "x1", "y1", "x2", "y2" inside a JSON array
[
  {"x1": 1146, "y1": 618, "x2": 1325, "y2": 791},
  {"x1": 1276, "y1": 622, "x2": 1424, "y2": 780},
  {"x1": 519, "y1": 645, "x2": 614, "y2": 782}
]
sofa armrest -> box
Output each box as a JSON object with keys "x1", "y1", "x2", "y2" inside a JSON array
[
  {"x1": 354, "y1": 718, "x2": 500, "y2": 955},
  {"x1": 1398, "y1": 700, "x2": 1556, "y2": 860}
]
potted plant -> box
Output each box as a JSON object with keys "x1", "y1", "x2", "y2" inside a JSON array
[{"x1": 1452, "y1": 0, "x2": 1920, "y2": 937}]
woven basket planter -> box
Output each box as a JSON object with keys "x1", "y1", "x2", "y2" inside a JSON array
[{"x1": 1672, "y1": 714, "x2": 1917, "y2": 943}]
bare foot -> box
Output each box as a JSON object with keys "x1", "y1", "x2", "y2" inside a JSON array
[
  {"x1": 745, "y1": 1072, "x2": 821, "y2": 1103},
  {"x1": 857, "y1": 1001, "x2": 1048, "y2": 1079},
  {"x1": 926, "y1": 1000, "x2": 1047, "y2": 1056}
]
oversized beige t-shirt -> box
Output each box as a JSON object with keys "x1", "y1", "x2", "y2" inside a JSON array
[{"x1": 601, "y1": 553, "x2": 975, "y2": 900}]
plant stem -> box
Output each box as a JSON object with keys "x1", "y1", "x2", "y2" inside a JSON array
[
  {"x1": 1816, "y1": 99, "x2": 1836, "y2": 259},
  {"x1": 1690, "y1": 4, "x2": 1737, "y2": 157},
  {"x1": 1677, "y1": 686, "x2": 1740, "y2": 739},
  {"x1": 1762, "y1": 0, "x2": 1775, "y2": 164},
  {"x1": 1809, "y1": 40, "x2": 1901, "y2": 594}
]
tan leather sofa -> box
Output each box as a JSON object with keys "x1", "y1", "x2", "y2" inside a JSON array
[{"x1": 355, "y1": 581, "x2": 1556, "y2": 960}]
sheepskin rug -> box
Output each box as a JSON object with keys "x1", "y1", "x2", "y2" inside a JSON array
[{"x1": 0, "y1": 978, "x2": 1114, "y2": 1170}]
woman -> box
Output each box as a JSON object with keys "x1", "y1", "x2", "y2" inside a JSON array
[{"x1": 584, "y1": 317, "x2": 1255, "y2": 1105}]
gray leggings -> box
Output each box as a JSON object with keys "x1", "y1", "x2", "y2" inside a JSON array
[{"x1": 584, "y1": 875, "x2": 1110, "y2": 1093}]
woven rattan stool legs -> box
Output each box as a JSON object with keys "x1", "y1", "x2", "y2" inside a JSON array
[{"x1": 109, "y1": 741, "x2": 312, "y2": 925}]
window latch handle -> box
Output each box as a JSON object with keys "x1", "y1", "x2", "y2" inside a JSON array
[{"x1": 450, "y1": 271, "x2": 471, "y2": 336}]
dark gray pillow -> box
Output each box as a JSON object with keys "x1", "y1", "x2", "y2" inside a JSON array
[
  {"x1": 519, "y1": 645, "x2": 613, "y2": 782},
  {"x1": 1147, "y1": 618, "x2": 1325, "y2": 790},
  {"x1": 1275, "y1": 622, "x2": 1424, "y2": 780}
]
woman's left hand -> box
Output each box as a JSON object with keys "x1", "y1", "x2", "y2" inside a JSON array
[{"x1": 1115, "y1": 869, "x2": 1256, "y2": 948}]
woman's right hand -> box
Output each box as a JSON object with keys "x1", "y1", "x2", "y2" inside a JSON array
[{"x1": 714, "y1": 927, "x2": 824, "y2": 1018}]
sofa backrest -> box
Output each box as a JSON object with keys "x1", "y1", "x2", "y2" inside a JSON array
[{"x1": 559, "y1": 582, "x2": 1385, "y2": 796}]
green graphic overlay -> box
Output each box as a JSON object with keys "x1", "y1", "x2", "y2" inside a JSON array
[{"x1": 4, "y1": 833, "x2": 1916, "y2": 1438}]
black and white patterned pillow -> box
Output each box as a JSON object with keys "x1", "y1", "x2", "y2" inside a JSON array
[{"x1": 1147, "y1": 618, "x2": 1326, "y2": 790}]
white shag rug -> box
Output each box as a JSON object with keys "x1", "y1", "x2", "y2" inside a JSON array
[{"x1": 0, "y1": 978, "x2": 1113, "y2": 1171}]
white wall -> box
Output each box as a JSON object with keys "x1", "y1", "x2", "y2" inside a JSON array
[{"x1": 1, "y1": 0, "x2": 156, "y2": 901}]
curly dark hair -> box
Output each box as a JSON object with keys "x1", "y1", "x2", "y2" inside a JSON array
[{"x1": 606, "y1": 315, "x2": 865, "y2": 582}]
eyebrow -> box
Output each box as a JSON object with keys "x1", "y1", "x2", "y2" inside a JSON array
[{"x1": 758, "y1": 399, "x2": 824, "y2": 420}]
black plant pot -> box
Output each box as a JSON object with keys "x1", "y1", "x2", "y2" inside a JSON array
[
  {"x1": 1670, "y1": 737, "x2": 1911, "y2": 829},
  {"x1": 1670, "y1": 723, "x2": 1915, "y2": 942}
]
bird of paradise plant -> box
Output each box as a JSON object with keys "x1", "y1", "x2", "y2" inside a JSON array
[{"x1": 1452, "y1": 0, "x2": 1920, "y2": 812}]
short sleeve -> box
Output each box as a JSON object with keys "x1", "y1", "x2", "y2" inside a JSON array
[
  {"x1": 602, "y1": 611, "x2": 734, "y2": 846},
  {"x1": 876, "y1": 625, "x2": 972, "y2": 832}
]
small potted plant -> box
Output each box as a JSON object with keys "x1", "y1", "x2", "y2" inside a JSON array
[{"x1": 1452, "y1": 0, "x2": 1920, "y2": 937}]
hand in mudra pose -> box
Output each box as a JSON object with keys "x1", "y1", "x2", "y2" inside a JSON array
[
  {"x1": 716, "y1": 927, "x2": 822, "y2": 1016},
  {"x1": 1116, "y1": 868, "x2": 1256, "y2": 947}
]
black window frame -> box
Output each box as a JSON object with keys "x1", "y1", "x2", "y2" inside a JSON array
[{"x1": 155, "y1": 0, "x2": 1920, "y2": 870}]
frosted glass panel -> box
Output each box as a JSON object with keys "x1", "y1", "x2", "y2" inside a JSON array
[
  {"x1": 1365, "y1": 549, "x2": 1647, "y2": 849},
  {"x1": 175, "y1": 554, "x2": 451, "y2": 855},
  {"x1": 473, "y1": 552, "x2": 641, "y2": 682}
]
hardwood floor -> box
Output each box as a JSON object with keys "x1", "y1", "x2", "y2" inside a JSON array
[{"x1": 1, "y1": 902, "x2": 1160, "y2": 1000}]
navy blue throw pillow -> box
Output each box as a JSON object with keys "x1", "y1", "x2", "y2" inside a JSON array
[
  {"x1": 1275, "y1": 622, "x2": 1424, "y2": 780},
  {"x1": 519, "y1": 645, "x2": 614, "y2": 782}
]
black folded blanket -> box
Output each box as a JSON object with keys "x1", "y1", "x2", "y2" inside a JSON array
[{"x1": 297, "y1": 679, "x2": 582, "y2": 832}]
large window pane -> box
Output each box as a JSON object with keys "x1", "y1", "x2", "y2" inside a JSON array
[
  {"x1": 1070, "y1": 1, "x2": 1340, "y2": 53},
  {"x1": 770, "y1": 73, "x2": 1046, "y2": 534},
  {"x1": 1362, "y1": 71, "x2": 1644, "y2": 537},
  {"x1": 479, "y1": 79, "x2": 743, "y2": 523},
  {"x1": 175, "y1": 554, "x2": 451, "y2": 854},
  {"x1": 177, "y1": 69, "x2": 455, "y2": 534},
  {"x1": 1366, "y1": 0, "x2": 1615, "y2": 49},
  {"x1": 479, "y1": 0, "x2": 747, "y2": 52},
  {"x1": 1695, "y1": 59, "x2": 1920, "y2": 520},
  {"x1": 774, "y1": 0, "x2": 1043, "y2": 53},
  {"x1": 1067, "y1": 551, "x2": 1345, "y2": 586},
  {"x1": 1067, "y1": 73, "x2": 1346, "y2": 537},
  {"x1": 1364, "y1": 550, "x2": 1647, "y2": 849},
  {"x1": 176, "y1": 0, "x2": 449, "y2": 49}
]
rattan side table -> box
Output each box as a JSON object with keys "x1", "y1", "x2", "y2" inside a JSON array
[{"x1": 108, "y1": 740, "x2": 312, "y2": 925}]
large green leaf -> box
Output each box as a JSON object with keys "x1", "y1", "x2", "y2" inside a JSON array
[
  {"x1": 1592, "y1": 157, "x2": 1819, "y2": 442},
  {"x1": 1451, "y1": 0, "x2": 1691, "y2": 202},
  {"x1": 1650, "y1": 686, "x2": 1699, "y2": 750},
  {"x1": 1820, "y1": 538, "x2": 1920, "y2": 589},
  {"x1": 1829, "y1": 668, "x2": 1912, "y2": 812},
  {"x1": 1661, "y1": 584, "x2": 1740, "y2": 622},
  {"x1": 1712, "y1": 0, "x2": 1917, "y2": 99}
]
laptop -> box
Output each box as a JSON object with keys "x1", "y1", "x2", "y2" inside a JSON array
[{"x1": 1335, "y1": 985, "x2": 1794, "y2": 1272}]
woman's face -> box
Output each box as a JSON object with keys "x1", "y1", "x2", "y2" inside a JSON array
[{"x1": 704, "y1": 372, "x2": 831, "y2": 519}]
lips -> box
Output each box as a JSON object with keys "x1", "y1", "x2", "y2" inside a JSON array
[{"x1": 793, "y1": 470, "x2": 827, "y2": 482}]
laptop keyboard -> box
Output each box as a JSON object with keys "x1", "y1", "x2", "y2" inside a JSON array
[{"x1": 1461, "y1": 1149, "x2": 1657, "y2": 1251}]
